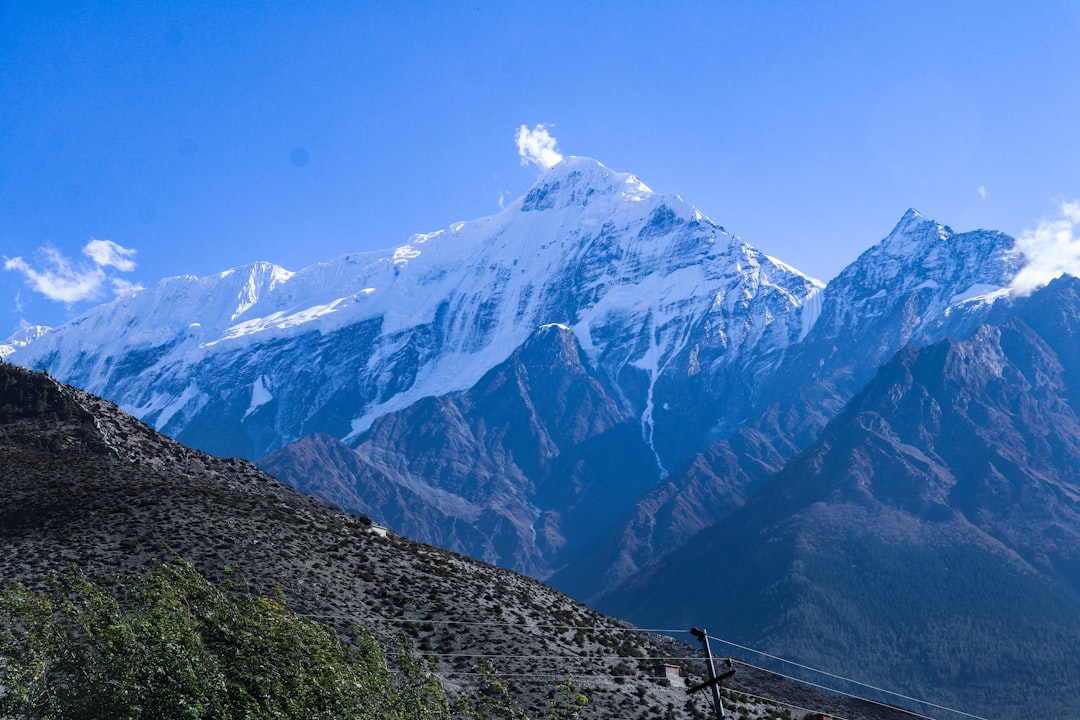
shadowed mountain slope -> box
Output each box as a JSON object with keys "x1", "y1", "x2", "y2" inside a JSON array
[
  {"x1": 1, "y1": 362, "x2": 919, "y2": 719},
  {"x1": 604, "y1": 277, "x2": 1080, "y2": 720},
  {"x1": 261, "y1": 323, "x2": 660, "y2": 580}
]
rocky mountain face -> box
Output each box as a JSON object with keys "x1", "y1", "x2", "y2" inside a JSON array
[
  {"x1": 753, "y1": 208, "x2": 1023, "y2": 451},
  {"x1": 0, "y1": 363, "x2": 918, "y2": 720},
  {"x1": 549, "y1": 426, "x2": 787, "y2": 602},
  {"x1": 602, "y1": 277, "x2": 1080, "y2": 720},
  {"x1": 4, "y1": 157, "x2": 821, "y2": 476},
  {"x1": 574, "y1": 209, "x2": 1027, "y2": 600},
  {"x1": 262, "y1": 323, "x2": 659, "y2": 578},
  {"x1": 6, "y1": 155, "x2": 1078, "y2": 717}
]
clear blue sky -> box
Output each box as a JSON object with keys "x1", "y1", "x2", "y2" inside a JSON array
[{"x1": 3, "y1": 1, "x2": 1080, "y2": 336}]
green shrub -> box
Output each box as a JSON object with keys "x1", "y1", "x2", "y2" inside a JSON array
[{"x1": 0, "y1": 558, "x2": 427, "y2": 719}]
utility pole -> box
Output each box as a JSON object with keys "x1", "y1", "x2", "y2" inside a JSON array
[{"x1": 688, "y1": 627, "x2": 735, "y2": 720}]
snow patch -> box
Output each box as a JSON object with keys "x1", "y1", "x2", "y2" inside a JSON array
[
  {"x1": 7, "y1": 155, "x2": 824, "y2": 471},
  {"x1": 393, "y1": 245, "x2": 421, "y2": 264},
  {"x1": 798, "y1": 286, "x2": 824, "y2": 341},
  {"x1": 154, "y1": 383, "x2": 208, "y2": 431},
  {"x1": 242, "y1": 375, "x2": 274, "y2": 421},
  {"x1": 950, "y1": 284, "x2": 1011, "y2": 306}
]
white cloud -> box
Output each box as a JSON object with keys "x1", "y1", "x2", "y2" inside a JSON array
[
  {"x1": 4, "y1": 239, "x2": 140, "y2": 304},
  {"x1": 83, "y1": 238, "x2": 137, "y2": 271},
  {"x1": 1010, "y1": 200, "x2": 1080, "y2": 295},
  {"x1": 516, "y1": 124, "x2": 563, "y2": 169},
  {"x1": 111, "y1": 277, "x2": 145, "y2": 296},
  {"x1": 978, "y1": 185, "x2": 988, "y2": 200},
  {"x1": 4, "y1": 251, "x2": 106, "y2": 303}
]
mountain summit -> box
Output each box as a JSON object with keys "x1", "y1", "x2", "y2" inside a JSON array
[{"x1": 7, "y1": 157, "x2": 822, "y2": 471}]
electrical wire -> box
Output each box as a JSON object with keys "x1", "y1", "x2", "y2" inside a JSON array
[
  {"x1": 302, "y1": 610, "x2": 989, "y2": 720},
  {"x1": 724, "y1": 686, "x2": 849, "y2": 720},
  {"x1": 729, "y1": 658, "x2": 936, "y2": 720},
  {"x1": 706, "y1": 633, "x2": 988, "y2": 720}
]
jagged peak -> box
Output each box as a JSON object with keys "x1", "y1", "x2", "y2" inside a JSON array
[
  {"x1": 521, "y1": 322, "x2": 580, "y2": 356},
  {"x1": 1, "y1": 324, "x2": 53, "y2": 359},
  {"x1": 883, "y1": 208, "x2": 952, "y2": 248},
  {"x1": 520, "y1": 156, "x2": 652, "y2": 212},
  {"x1": 218, "y1": 260, "x2": 295, "y2": 285},
  {"x1": 827, "y1": 210, "x2": 954, "y2": 280}
]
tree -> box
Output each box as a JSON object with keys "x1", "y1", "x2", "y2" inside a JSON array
[
  {"x1": 547, "y1": 676, "x2": 587, "y2": 720},
  {"x1": 0, "y1": 559, "x2": 437, "y2": 719},
  {"x1": 0, "y1": 557, "x2": 586, "y2": 720},
  {"x1": 453, "y1": 661, "x2": 530, "y2": 720}
]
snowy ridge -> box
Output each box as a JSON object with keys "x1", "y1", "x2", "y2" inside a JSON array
[
  {"x1": 814, "y1": 208, "x2": 1022, "y2": 346},
  {"x1": 0, "y1": 325, "x2": 52, "y2": 359},
  {"x1": 7, "y1": 157, "x2": 822, "y2": 465},
  {"x1": 757, "y1": 206, "x2": 1026, "y2": 453}
]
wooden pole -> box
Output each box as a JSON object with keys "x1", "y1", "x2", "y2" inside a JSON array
[{"x1": 689, "y1": 627, "x2": 733, "y2": 719}]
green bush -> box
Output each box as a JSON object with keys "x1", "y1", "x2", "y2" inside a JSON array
[
  {"x1": 0, "y1": 558, "x2": 431, "y2": 719},
  {"x1": 0, "y1": 557, "x2": 586, "y2": 720}
]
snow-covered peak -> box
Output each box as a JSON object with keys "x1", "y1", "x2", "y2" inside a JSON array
[
  {"x1": 806, "y1": 209, "x2": 1024, "y2": 352},
  {"x1": 1, "y1": 324, "x2": 52, "y2": 359},
  {"x1": 520, "y1": 156, "x2": 652, "y2": 212},
  {"x1": 836, "y1": 209, "x2": 1017, "y2": 286},
  {"x1": 875, "y1": 208, "x2": 951, "y2": 258},
  {"x1": 7, "y1": 157, "x2": 822, "y2": 467}
]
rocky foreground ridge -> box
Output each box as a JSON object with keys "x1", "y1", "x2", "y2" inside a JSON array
[{"x1": 0, "y1": 362, "x2": 911, "y2": 719}]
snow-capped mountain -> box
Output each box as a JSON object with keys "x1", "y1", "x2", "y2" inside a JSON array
[
  {"x1": 753, "y1": 208, "x2": 1023, "y2": 450},
  {"x1": 6, "y1": 157, "x2": 823, "y2": 469},
  {"x1": 0, "y1": 324, "x2": 52, "y2": 359},
  {"x1": 552, "y1": 208, "x2": 1027, "y2": 601},
  {"x1": 603, "y1": 277, "x2": 1080, "y2": 720}
]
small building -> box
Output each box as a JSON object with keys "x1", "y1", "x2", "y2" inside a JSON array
[
  {"x1": 652, "y1": 663, "x2": 684, "y2": 687},
  {"x1": 652, "y1": 663, "x2": 681, "y2": 679}
]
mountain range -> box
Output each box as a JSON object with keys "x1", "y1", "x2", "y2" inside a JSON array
[
  {"x1": 4, "y1": 156, "x2": 1076, "y2": 717},
  {"x1": 605, "y1": 277, "x2": 1080, "y2": 718}
]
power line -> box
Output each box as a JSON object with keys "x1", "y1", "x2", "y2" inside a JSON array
[
  {"x1": 707, "y1": 634, "x2": 988, "y2": 720},
  {"x1": 730, "y1": 658, "x2": 935, "y2": 720},
  {"x1": 394, "y1": 647, "x2": 957, "y2": 720},
  {"x1": 726, "y1": 686, "x2": 850, "y2": 720},
  {"x1": 304, "y1": 609, "x2": 988, "y2": 720},
  {"x1": 433, "y1": 654, "x2": 840, "y2": 718}
]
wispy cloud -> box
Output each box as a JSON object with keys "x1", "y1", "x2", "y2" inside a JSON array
[
  {"x1": 1010, "y1": 200, "x2": 1080, "y2": 295},
  {"x1": 4, "y1": 239, "x2": 140, "y2": 304},
  {"x1": 110, "y1": 277, "x2": 145, "y2": 296},
  {"x1": 83, "y1": 238, "x2": 137, "y2": 272},
  {"x1": 516, "y1": 124, "x2": 563, "y2": 169},
  {"x1": 978, "y1": 185, "x2": 988, "y2": 201}
]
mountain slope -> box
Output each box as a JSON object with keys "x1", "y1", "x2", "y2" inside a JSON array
[
  {"x1": 0, "y1": 362, "x2": 702, "y2": 719},
  {"x1": 603, "y1": 276, "x2": 1080, "y2": 720},
  {"x1": 755, "y1": 208, "x2": 1022, "y2": 450},
  {"x1": 6, "y1": 158, "x2": 822, "y2": 474},
  {"x1": 558, "y1": 209, "x2": 1026, "y2": 601},
  {"x1": 0, "y1": 362, "x2": 920, "y2": 720},
  {"x1": 263, "y1": 206, "x2": 1030, "y2": 601},
  {"x1": 261, "y1": 323, "x2": 660, "y2": 579}
]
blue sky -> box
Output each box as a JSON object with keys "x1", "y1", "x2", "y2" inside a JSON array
[{"x1": 3, "y1": 1, "x2": 1080, "y2": 336}]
